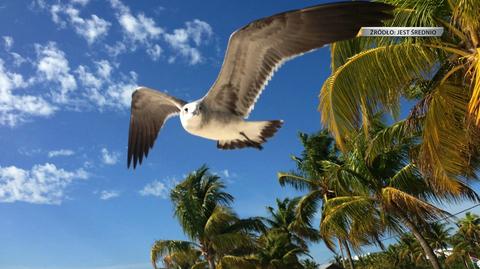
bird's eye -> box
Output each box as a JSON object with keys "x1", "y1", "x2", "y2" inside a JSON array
[{"x1": 184, "y1": 108, "x2": 188, "y2": 112}]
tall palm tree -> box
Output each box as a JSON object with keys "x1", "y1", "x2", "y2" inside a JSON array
[
  {"x1": 318, "y1": 121, "x2": 461, "y2": 269},
  {"x1": 423, "y1": 222, "x2": 453, "y2": 260},
  {"x1": 263, "y1": 197, "x2": 320, "y2": 250},
  {"x1": 319, "y1": 0, "x2": 480, "y2": 198},
  {"x1": 302, "y1": 259, "x2": 320, "y2": 269},
  {"x1": 219, "y1": 231, "x2": 308, "y2": 269},
  {"x1": 160, "y1": 245, "x2": 203, "y2": 269},
  {"x1": 458, "y1": 212, "x2": 480, "y2": 246},
  {"x1": 447, "y1": 212, "x2": 480, "y2": 268},
  {"x1": 277, "y1": 131, "x2": 370, "y2": 268},
  {"x1": 151, "y1": 166, "x2": 264, "y2": 269},
  {"x1": 282, "y1": 120, "x2": 478, "y2": 269}
]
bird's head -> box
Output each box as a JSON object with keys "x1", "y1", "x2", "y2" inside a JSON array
[{"x1": 180, "y1": 101, "x2": 202, "y2": 120}]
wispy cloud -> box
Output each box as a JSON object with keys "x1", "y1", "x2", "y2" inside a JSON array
[
  {"x1": 35, "y1": 42, "x2": 77, "y2": 103},
  {"x1": 48, "y1": 1, "x2": 111, "y2": 44},
  {"x1": 0, "y1": 163, "x2": 88, "y2": 205},
  {"x1": 0, "y1": 59, "x2": 55, "y2": 126},
  {"x1": 164, "y1": 19, "x2": 213, "y2": 65},
  {"x1": 101, "y1": 148, "x2": 119, "y2": 165},
  {"x1": 48, "y1": 149, "x2": 75, "y2": 158},
  {"x1": 108, "y1": 0, "x2": 212, "y2": 64},
  {"x1": 99, "y1": 190, "x2": 120, "y2": 200},
  {"x1": 3, "y1": 36, "x2": 13, "y2": 51},
  {"x1": 71, "y1": 0, "x2": 90, "y2": 7},
  {"x1": 146, "y1": 44, "x2": 162, "y2": 61},
  {"x1": 109, "y1": 0, "x2": 163, "y2": 43},
  {"x1": 213, "y1": 169, "x2": 237, "y2": 183},
  {"x1": 139, "y1": 180, "x2": 169, "y2": 199}
]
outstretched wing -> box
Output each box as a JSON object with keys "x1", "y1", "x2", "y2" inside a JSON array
[
  {"x1": 202, "y1": 1, "x2": 393, "y2": 118},
  {"x1": 128, "y1": 87, "x2": 187, "y2": 169}
]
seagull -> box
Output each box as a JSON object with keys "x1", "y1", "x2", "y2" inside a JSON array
[{"x1": 127, "y1": 1, "x2": 393, "y2": 168}]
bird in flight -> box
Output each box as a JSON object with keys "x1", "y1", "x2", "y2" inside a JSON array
[{"x1": 128, "y1": 1, "x2": 393, "y2": 168}]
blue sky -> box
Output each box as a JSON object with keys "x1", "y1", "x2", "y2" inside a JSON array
[{"x1": 0, "y1": 1, "x2": 479, "y2": 269}]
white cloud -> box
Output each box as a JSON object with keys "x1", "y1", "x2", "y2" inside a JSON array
[
  {"x1": 10, "y1": 52, "x2": 27, "y2": 67},
  {"x1": 221, "y1": 169, "x2": 230, "y2": 178},
  {"x1": 0, "y1": 163, "x2": 88, "y2": 205},
  {"x1": 101, "y1": 73, "x2": 137, "y2": 108},
  {"x1": 48, "y1": 149, "x2": 75, "y2": 158},
  {"x1": 107, "y1": 1, "x2": 213, "y2": 64},
  {"x1": 99, "y1": 190, "x2": 120, "y2": 200},
  {"x1": 110, "y1": 0, "x2": 163, "y2": 43},
  {"x1": 146, "y1": 44, "x2": 162, "y2": 61},
  {"x1": 213, "y1": 169, "x2": 237, "y2": 183},
  {"x1": 101, "y1": 148, "x2": 119, "y2": 165},
  {"x1": 3, "y1": 36, "x2": 13, "y2": 51},
  {"x1": 96, "y1": 60, "x2": 113, "y2": 78},
  {"x1": 105, "y1": 41, "x2": 127, "y2": 57},
  {"x1": 164, "y1": 20, "x2": 213, "y2": 65},
  {"x1": 71, "y1": 0, "x2": 90, "y2": 6},
  {"x1": 76, "y1": 65, "x2": 102, "y2": 88},
  {"x1": 50, "y1": 3, "x2": 111, "y2": 44},
  {"x1": 35, "y1": 42, "x2": 77, "y2": 103},
  {"x1": 139, "y1": 180, "x2": 169, "y2": 199},
  {"x1": 0, "y1": 59, "x2": 55, "y2": 126}
]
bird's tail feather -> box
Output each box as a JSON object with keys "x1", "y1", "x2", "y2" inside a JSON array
[{"x1": 217, "y1": 120, "x2": 283, "y2": 150}]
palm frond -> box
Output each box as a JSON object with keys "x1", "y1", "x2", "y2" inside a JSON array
[
  {"x1": 320, "y1": 44, "x2": 437, "y2": 149},
  {"x1": 295, "y1": 190, "x2": 322, "y2": 227},
  {"x1": 467, "y1": 48, "x2": 480, "y2": 124},
  {"x1": 417, "y1": 82, "x2": 476, "y2": 196},
  {"x1": 277, "y1": 172, "x2": 315, "y2": 191},
  {"x1": 381, "y1": 187, "x2": 451, "y2": 221},
  {"x1": 150, "y1": 240, "x2": 197, "y2": 269},
  {"x1": 218, "y1": 255, "x2": 257, "y2": 269}
]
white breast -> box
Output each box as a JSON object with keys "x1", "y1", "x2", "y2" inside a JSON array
[{"x1": 181, "y1": 116, "x2": 242, "y2": 141}]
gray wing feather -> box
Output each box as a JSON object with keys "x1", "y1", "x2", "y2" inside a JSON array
[
  {"x1": 202, "y1": 1, "x2": 393, "y2": 118},
  {"x1": 128, "y1": 87, "x2": 187, "y2": 169}
]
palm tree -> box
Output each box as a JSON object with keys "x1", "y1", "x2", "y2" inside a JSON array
[
  {"x1": 302, "y1": 259, "x2": 320, "y2": 269},
  {"x1": 423, "y1": 222, "x2": 453, "y2": 260},
  {"x1": 281, "y1": 120, "x2": 477, "y2": 269},
  {"x1": 277, "y1": 131, "x2": 368, "y2": 268},
  {"x1": 263, "y1": 197, "x2": 320, "y2": 250},
  {"x1": 318, "y1": 121, "x2": 460, "y2": 269},
  {"x1": 151, "y1": 166, "x2": 264, "y2": 269},
  {"x1": 447, "y1": 212, "x2": 480, "y2": 268},
  {"x1": 219, "y1": 231, "x2": 308, "y2": 269},
  {"x1": 458, "y1": 212, "x2": 480, "y2": 246},
  {"x1": 319, "y1": 0, "x2": 480, "y2": 198},
  {"x1": 157, "y1": 244, "x2": 203, "y2": 269}
]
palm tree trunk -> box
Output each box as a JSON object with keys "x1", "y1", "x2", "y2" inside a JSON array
[
  {"x1": 338, "y1": 238, "x2": 348, "y2": 269},
  {"x1": 401, "y1": 216, "x2": 442, "y2": 269},
  {"x1": 207, "y1": 257, "x2": 216, "y2": 269},
  {"x1": 343, "y1": 240, "x2": 355, "y2": 269},
  {"x1": 463, "y1": 257, "x2": 471, "y2": 269}
]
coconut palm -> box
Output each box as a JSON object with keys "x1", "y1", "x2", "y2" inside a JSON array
[
  {"x1": 458, "y1": 212, "x2": 480, "y2": 246},
  {"x1": 278, "y1": 130, "x2": 397, "y2": 269},
  {"x1": 319, "y1": 0, "x2": 480, "y2": 198},
  {"x1": 263, "y1": 197, "x2": 321, "y2": 250},
  {"x1": 302, "y1": 259, "x2": 320, "y2": 269},
  {"x1": 423, "y1": 222, "x2": 453, "y2": 260},
  {"x1": 219, "y1": 231, "x2": 308, "y2": 269},
  {"x1": 318, "y1": 120, "x2": 463, "y2": 269},
  {"x1": 447, "y1": 212, "x2": 480, "y2": 268},
  {"x1": 277, "y1": 131, "x2": 370, "y2": 268},
  {"x1": 153, "y1": 243, "x2": 204, "y2": 269},
  {"x1": 150, "y1": 166, "x2": 264, "y2": 269},
  {"x1": 448, "y1": 233, "x2": 480, "y2": 269}
]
